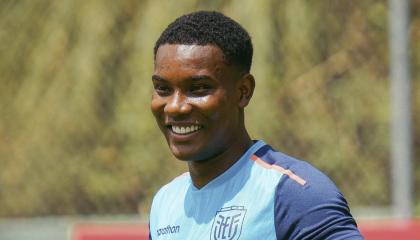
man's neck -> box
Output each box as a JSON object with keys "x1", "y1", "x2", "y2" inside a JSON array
[{"x1": 187, "y1": 133, "x2": 253, "y2": 189}]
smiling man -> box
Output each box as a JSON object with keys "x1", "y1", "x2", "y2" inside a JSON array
[{"x1": 149, "y1": 11, "x2": 363, "y2": 240}]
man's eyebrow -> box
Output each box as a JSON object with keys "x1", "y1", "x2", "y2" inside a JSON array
[
  {"x1": 152, "y1": 75, "x2": 166, "y2": 81},
  {"x1": 189, "y1": 75, "x2": 212, "y2": 81}
]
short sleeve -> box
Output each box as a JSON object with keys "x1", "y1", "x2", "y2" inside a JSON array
[{"x1": 274, "y1": 161, "x2": 364, "y2": 240}]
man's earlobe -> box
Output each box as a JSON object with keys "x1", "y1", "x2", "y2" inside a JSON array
[{"x1": 238, "y1": 74, "x2": 255, "y2": 108}]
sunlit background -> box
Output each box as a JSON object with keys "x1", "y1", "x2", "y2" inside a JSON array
[{"x1": 0, "y1": 0, "x2": 419, "y2": 239}]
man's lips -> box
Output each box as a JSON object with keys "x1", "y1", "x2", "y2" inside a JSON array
[{"x1": 165, "y1": 122, "x2": 203, "y2": 135}]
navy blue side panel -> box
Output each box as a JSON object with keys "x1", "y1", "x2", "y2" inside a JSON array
[{"x1": 256, "y1": 145, "x2": 364, "y2": 239}]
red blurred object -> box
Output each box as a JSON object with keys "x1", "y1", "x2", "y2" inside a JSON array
[
  {"x1": 72, "y1": 223, "x2": 149, "y2": 240},
  {"x1": 359, "y1": 219, "x2": 420, "y2": 240},
  {"x1": 72, "y1": 220, "x2": 420, "y2": 240}
]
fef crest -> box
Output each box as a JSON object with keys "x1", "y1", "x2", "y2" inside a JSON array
[{"x1": 210, "y1": 206, "x2": 246, "y2": 240}]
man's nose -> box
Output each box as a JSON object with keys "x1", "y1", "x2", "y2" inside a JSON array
[{"x1": 164, "y1": 91, "x2": 192, "y2": 115}]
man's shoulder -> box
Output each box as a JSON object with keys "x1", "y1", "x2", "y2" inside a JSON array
[
  {"x1": 255, "y1": 144, "x2": 362, "y2": 239},
  {"x1": 253, "y1": 143, "x2": 346, "y2": 212},
  {"x1": 253, "y1": 144, "x2": 336, "y2": 190}
]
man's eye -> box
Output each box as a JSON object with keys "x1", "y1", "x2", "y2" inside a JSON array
[
  {"x1": 190, "y1": 85, "x2": 212, "y2": 95},
  {"x1": 154, "y1": 85, "x2": 171, "y2": 95}
]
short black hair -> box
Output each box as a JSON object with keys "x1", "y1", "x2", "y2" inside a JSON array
[{"x1": 154, "y1": 11, "x2": 253, "y2": 73}]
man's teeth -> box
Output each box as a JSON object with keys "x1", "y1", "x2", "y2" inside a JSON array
[{"x1": 172, "y1": 125, "x2": 201, "y2": 135}]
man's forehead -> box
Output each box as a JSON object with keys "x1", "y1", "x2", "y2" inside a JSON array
[
  {"x1": 156, "y1": 44, "x2": 223, "y2": 60},
  {"x1": 175, "y1": 45, "x2": 205, "y2": 57},
  {"x1": 153, "y1": 44, "x2": 242, "y2": 84}
]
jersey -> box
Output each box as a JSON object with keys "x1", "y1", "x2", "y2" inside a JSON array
[{"x1": 149, "y1": 140, "x2": 363, "y2": 239}]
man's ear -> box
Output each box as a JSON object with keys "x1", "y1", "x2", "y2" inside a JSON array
[{"x1": 237, "y1": 73, "x2": 255, "y2": 108}]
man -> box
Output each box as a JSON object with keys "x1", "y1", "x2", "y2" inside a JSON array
[{"x1": 149, "y1": 11, "x2": 363, "y2": 239}]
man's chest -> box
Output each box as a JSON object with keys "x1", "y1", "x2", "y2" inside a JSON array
[{"x1": 151, "y1": 190, "x2": 277, "y2": 240}]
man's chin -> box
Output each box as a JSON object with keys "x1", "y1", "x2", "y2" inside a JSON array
[
  {"x1": 170, "y1": 145, "x2": 197, "y2": 161},
  {"x1": 169, "y1": 145, "x2": 209, "y2": 162}
]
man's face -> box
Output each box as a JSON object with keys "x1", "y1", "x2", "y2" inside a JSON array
[{"x1": 151, "y1": 44, "x2": 244, "y2": 161}]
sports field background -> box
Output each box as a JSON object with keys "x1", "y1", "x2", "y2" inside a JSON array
[{"x1": 0, "y1": 0, "x2": 419, "y2": 239}]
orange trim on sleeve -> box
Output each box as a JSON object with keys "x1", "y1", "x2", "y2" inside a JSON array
[{"x1": 250, "y1": 155, "x2": 307, "y2": 186}]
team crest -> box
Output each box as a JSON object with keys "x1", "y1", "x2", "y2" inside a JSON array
[{"x1": 210, "y1": 206, "x2": 246, "y2": 240}]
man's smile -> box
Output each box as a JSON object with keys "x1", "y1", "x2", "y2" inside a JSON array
[{"x1": 168, "y1": 124, "x2": 203, "y2": 135}]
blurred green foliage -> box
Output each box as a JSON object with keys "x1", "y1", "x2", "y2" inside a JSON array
[{"x1": 0, "y1": 0, "x2": 418, "y2": 217}]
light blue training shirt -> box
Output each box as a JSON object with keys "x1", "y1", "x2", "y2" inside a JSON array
[{"x1": 149, "y1": 140, "x2": 363, "y2": 239}]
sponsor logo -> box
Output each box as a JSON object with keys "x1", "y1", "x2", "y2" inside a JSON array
[
  {"x1": 210, "y1": 206, "x2": 246, "y2": 240},
  {"x1": 157, "y1": 225, "x2": 180, "y2": 236}
]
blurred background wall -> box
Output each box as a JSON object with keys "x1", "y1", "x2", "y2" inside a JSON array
[{"x1": 0, "y1": 0, "x2": 419, "y2": 222}]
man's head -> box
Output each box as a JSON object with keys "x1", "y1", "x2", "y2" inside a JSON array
[
  {"x1": 154, "y1": 11, "x2": 253, "y2": 73},
  {"x1": 151, "y1": 11, "x2": 255, "y2": 162}
]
